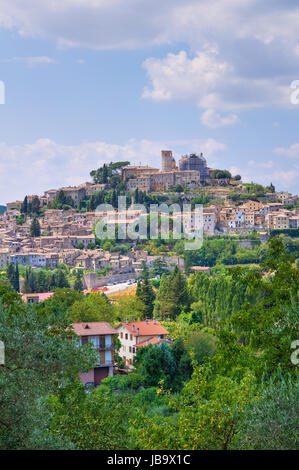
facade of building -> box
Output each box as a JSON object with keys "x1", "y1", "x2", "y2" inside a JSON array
[
  {"x1": 178, "y1": 153, "x2": 210, "y2": 181},
  {"x1": 72, "y1": 322, "x2": 117, "y2": 386},
  {"x1": 0, "y1": 249, "x2": 10, "y2": 267},
  {"x1": 125, "y1": 150, "x2": 211, "y2": 192},
  {"x1": 116, "y1": 320, "x2": 169, "y2": 368},
  {"x1": 122, "y1": 166, "x2": 159, "y2": 182}
]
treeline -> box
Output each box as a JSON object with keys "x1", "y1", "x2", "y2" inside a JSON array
[
  {"x1": 187, "y1": 270, "x2": 250, "y2": 327},
  {"x1": 90, "y1": 161, "x2": 130, "y2": 188},
  {"x1": 21, "y1": 195, "x2": 41, "y2": 215},
  {"x1": 5, "y1": 263, "x2": 71, "y2": 294},
  {"x1": 0, "y1": 236, "x2": 298, "y2": 450},
  {"x1": 184, "y1": 238, "x2": 264, "y2": 268},
  {"x1": 22, "y1": 266, "x2": 70, "y2": 293},
  {"x1": 47, "y1": 190, "x2": 75, "y2": 210}
]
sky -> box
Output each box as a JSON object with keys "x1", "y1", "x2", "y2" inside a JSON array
[{"x1": 0, "y1": 0, "x2": 298, "y2": 204}]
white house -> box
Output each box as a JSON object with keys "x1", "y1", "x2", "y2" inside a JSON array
[{"x1": 116, "y1": 320, "x2": 169, "y2": 368}]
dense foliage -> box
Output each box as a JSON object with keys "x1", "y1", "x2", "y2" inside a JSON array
[{"x1": 0, "y1": 236, "x2": 298, "y2": 449}]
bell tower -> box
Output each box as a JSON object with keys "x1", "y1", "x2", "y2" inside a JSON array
[{"x1": 161, "y1": 150, "x2": 173, "y2": 172}]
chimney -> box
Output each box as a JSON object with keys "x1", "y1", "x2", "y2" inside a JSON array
[
  {"x1": 126, "y1": 318, "x2": 129, "y2": 325},
  {"x1": 132, "y1": 324, "x2": 135, "y2": 332},
  {"x1": 137, "y1": 328, "x2": 140, "y2": 336},
  {"x1": 153, "y1": 318, "x2": 156, "y2": 325},
  {"x1": 146, "y1": 318, "x2": 149, "y2": 324},
  {"x1": 147, "y1": 339, "x2": 149, "y2": 345}
]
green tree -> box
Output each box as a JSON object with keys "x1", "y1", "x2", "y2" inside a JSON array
[
  {"x1": 136, "y1": 275, "x2": 155, "y2": 319},
  {"x1": 0, "y1": 283, "x2": 97, "y2": 449},
  {"x1": 49, "y1": 383, "x2": 131, "y2": 449},
  {"x1": 6, "y1": 263, "x2": 16, "y2": 291},
  {"x1": 56, "y1": 269, "x2": 70, "y2": 289},
  {"x1": 31, "y1": 196, "x2": 41, "y2": 214},
  {"x1": 131, "y1": 368, "x2": 256, "y2": 450},
  {"x1": 14, "y1": 263, "x2": 20, "y2": 293},
  {"x1": 134, "y1": 342, "x2": 177, "y2": 389},
  {"x1": 30, "y1": 217, "x2": 41, "y2": 237},
  {"x1": 236, "y1": 372, "x2": 299, "y2": 450},
  {"x1": 154, "y1": 266, "x2": 189, "y2": 320},
  {"x1": 21, "y1": 196, "x2": 28, "y2": 214},
  {"x1": 69, "y1": 293, "x2": 115, "y2": 322},
  {"x1": 73, "y1": 270, "x2": 84, "y2": 292}
]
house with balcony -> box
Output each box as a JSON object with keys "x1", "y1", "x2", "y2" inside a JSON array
[
  {"x1": 72, "y1": 322, "x2": 117, "y2": 386},
  {"x1": 116, "y1": 319, "x2": 169, "y2": 368}
]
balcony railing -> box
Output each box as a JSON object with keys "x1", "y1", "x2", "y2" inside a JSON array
[
  {"x1": 96, "y1": 345, "x2": 114, "y2": 351},
  {"x1": 96, "y1": 360, "x2": 114, "y2": 367}
]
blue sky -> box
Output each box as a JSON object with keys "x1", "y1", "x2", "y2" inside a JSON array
[{"x1": 0, "y1": 0, "x2": 298, "y2": 203}]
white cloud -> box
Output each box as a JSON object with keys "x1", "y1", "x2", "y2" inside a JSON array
[
  {"x1": 200, "y1": 109, "x2": 239, "y2": 128},
  {"x1": 0, "y1": 1, "x2": 298, "y2": 115},
  {"x1": 275, "y1": 143, "x2": 299, "y2": 159},
  {"x1": 0, "y1": 137, "x2": 226, "y2": 204},
  {"x1": 229, "y1": 159, "x2": 299, "y2": 194},
  {"x1": 142, "y1": 48, "x2": 291, "y2": 114},
  {"x1": 1, "y1": 1, "x2": 299, "y2": 52},
  {"x1": 142, "y1": 48, "x2": 231, "y2": 103},
  {"x1": 3, "y1": 56, "x2": 56, "y2": 66}
]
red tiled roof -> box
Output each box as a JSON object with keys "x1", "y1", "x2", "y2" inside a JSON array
[
  {"x1": 22, "y1": 292, "x2": 54, "y2": 301},
  {"x1": 191, "y1": 266, "x2": 211, "y2": 271},
  {"x1": 136, "y1": 337, "x2": 161, "y2": 348},
  {"x1": 120, "y1": 320, "x2": 169, "y2": 336},
  {"x1": 72, "y1": 322, "x2": 117, "y2": 336},
  {"x1": 38, "y1": 292, "x2": 54, "y2": 301}
]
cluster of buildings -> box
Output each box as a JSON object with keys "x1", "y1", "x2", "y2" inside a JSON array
[
  {"x1": 169, "y1": 198, "x2": 299, "y2": 236},
  {"x1": 6, "y1": 181, "x2": 107, "y2": 212},
  {"x1": 72, "y1": 319, "x2": 170, "y2": 387},
  {"x1": 0, "y1": 205, "x2": 185, "y2": 289},
  {"x1": 1, "y1": 149, "x2": 298, "y2": 284},
  {"x1": 217, "y1": 200, "x2": 299, "y2": 232}
]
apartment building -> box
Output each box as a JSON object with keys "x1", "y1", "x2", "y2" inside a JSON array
[
  {"x1": 289, "y1": 216, "x2": 299, "y2": 228},
  {"x1": 239, "y1": 200, "x2": 263, "y2": 212},
  {"x1": 244, "y1": 211, "x2": 255, "y2": 227},
  {"x1": 265, "y1": 212, "x2": 289, "y2": 230},
  {"x1": 10, "y1": 252, "x2": 59, "y2": 268}
]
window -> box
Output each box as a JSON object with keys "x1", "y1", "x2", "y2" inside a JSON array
[
  {"x1": 129, "y1": 346, "x2": 131, "y2": 353},
  {"x1": 132, "y1": 347, "x2": 135, "y2": 354},
  {"x1": 130, "y1": 334, "x2": 133, "y2": 341},
  {"x1": 125, "y1": 333, "x2": 128, "y2": 340},
  {"x1": 88, "y1": 336, "x2": 100, "y2": 348},
  {"x1": 120, "y1": 332, "x2": 123, "y2": 339}
]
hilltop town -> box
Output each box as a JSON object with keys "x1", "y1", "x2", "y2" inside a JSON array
[{"x1": 0, "y1": 149, "x2": 298, "y2": 292}]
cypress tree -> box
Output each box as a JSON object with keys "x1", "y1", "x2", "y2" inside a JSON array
[
  {"x1": 74, "y1": 271, "x2": 83, "y2": 292},
  {"x1": 30, "y1": 217, "x2": 41, "y2": 237},
  {"x1": 14, "y1": 263, "x2": 20, "y2": 292},
  {"x1": 21, "y1": 196, "x2": 28, "y2": 214},
  {"x1": 136, "y1": 275, "x2": 155, "y2": 319},
  {"x1": 6, "y1": 263, "x2": 16, "y2": 289}
]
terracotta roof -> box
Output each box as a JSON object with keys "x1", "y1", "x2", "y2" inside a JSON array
[
  {"x1": 22, "y1": 292, "x2": 54, "y2": 301},
  {"x1": 120, "y1": 320, "x2": 169, "y2": 337},
  {"x1": 191, "y1": 266, "x2": 211, "y2": 271},
  {"x1": 136, "y1": 337, "x2": 161, "y2": 348},
  {"x1": 72, "y1": 322, "x2": 117, "y2": 336}
]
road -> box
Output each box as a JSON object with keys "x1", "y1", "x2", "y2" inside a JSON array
[{"x1": 104, "y1": 280, "x2": 137, "y2": 294}]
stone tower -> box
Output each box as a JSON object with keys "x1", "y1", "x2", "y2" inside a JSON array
[{"x1": 161, "y1": 150, "x2": 173, "y2": 172}]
